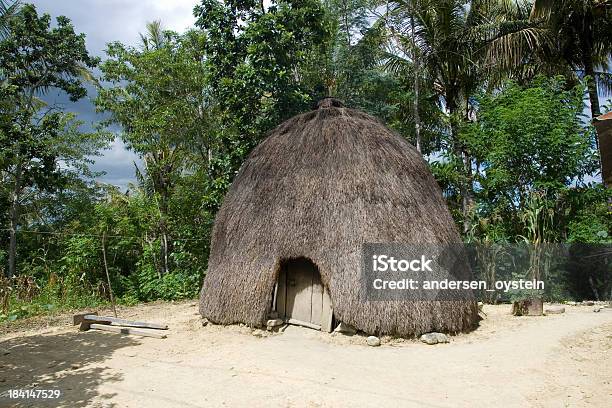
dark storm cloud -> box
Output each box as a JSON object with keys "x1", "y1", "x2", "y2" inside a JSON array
[{"x1": 29, "y1": 0, "x2": 198, "y2": 189}]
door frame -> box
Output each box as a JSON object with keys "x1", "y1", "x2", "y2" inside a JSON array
[{"x1": 274, "y1": 257, "x2": 333, "y2": 332}]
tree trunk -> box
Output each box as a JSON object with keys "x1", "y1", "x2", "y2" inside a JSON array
[
  {"x1": 158, "y1": 179, "x2": 170, "y2": 276},
  {"x1": 410, "y1": 12, "x2": 422, "y2": 153},
  {"x1": 583, "y1": 55, "x2": 601, "y2": 119},
  {"x1": 462, "y1": 101, "x2": 475, "y2": 234},
  {"x1": 583, "y1": 53, "x2": 606, "y2": 184},
  {"x1": 447, "y1": 99, "x2": 473, "y2": 234},
  {"x1": 144, "y1": 155, "x2": 172, "y2": 276},
  {"x1": 7, "y1": 161, "x2": 23, "y2": 278},
  {"x1": 101, "y1": 231, "x2": 117, "y2": 317},
  {"x1": 161, "y1": 228, "x2": 169, "y2": 276},
  {"x1": 343, "y1": 0, "x2": 351, "y2": 47},
  {"x1": 461, "y1": 149, "x2": 474, "y2": 234},
  {"x1": 512, "y1": 298, "x2": 543, "y2": 316}
]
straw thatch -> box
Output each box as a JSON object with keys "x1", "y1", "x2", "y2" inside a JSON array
[{"x1": 199, "y1": 99, "x2": 479, "y2": 336}]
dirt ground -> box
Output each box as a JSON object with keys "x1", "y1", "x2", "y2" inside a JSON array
[{"x1": 1, "y1": 301, "x2": 611, "y2": 408}]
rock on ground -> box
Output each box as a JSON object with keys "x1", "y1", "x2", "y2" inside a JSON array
[
  {"x1": 366, "y1": 336, "x2": 381, "y2": 347},
  {"x1": 252, "y1": 329, "x2": 267, "y2": 337},
  {"x1": 545, "y1": 305, "x2": 565, "y2": 314},
  {"x1": 266, "y1": 319, "x2": 284, "y2": 331},
  {"x1": 420, "y1": 332, "x2": 449, "y2": 345}
]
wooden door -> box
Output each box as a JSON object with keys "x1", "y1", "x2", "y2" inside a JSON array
[
  {"x1": 285, "y1": 259, "x2": 314, "y2": 323},
  {"x1": 276, "y1": 258, "x2": 333, "y2": 331}
]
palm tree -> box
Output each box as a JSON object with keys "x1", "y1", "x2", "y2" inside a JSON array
[
  {"x1": 383, "y1": 0, "x2": 553, "y2": 231},
  {"x1": 531, "y1": 0, "x2": 612, "y2": 118},
  {"x1": 483, "y1": 0, "x2": 611, "y2": 117},
  {"x1": 140, "y1": 20, "x2": 168, "y2": 50},
  {"x1": 478, "y1": 0, "x2": 553, "y2": 83},
  {"x1": 385, "y1": 0, "x2": 496, "y2": 231},
  {"x1": 131, "y1": 20, "x2": 180, "y2": 275},
  {"x1": 482, "y1": 0, "x2": 610, "y2": 180},
  {"x1": 0, "y1": 0, "x2": 20, "y2": 40}
]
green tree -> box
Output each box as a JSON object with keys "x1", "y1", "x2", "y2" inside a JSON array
[
  {"x1": 482, "y1": 1, "x2": 611, "y2": 177},
  {"x1": 382, "y1": 0, "x2": 581, "y2": 231},
  {"x1": 97, "y1": 25, "x2": 213, "y2": 275},
  {"x1": 530, "y1": 0, "x2": 612, "y2": 119},
  {"x1": 0, "y1": 0, "x2": 19, "y2": 39},
  {"x1": 0, "y1": 4, "x2": 102, "y2": 278},
  {"x1": 304, "y1": 2, "x2": 403, "y2": 122},
  {"x1": 462, "y1": 76, "x2": 599, "y2": 239},
  {"x1": 385, "y1": 0, "x2": 497, "y2": 231},
  {"x1": 193, "y1": 0, "x2": 331, "y2": 161}
]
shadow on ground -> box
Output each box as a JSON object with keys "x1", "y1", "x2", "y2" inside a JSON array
[{"x1": 0, "y1": 330, "x2": 140, "y2": 407}]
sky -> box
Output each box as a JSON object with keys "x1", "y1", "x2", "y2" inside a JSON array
[{"x1": 31, "y1": 0, "x2": 200, "y2": 189}]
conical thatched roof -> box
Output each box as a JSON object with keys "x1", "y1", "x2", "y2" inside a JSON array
[{"x1": 199, "y1": 99, "x2": 479, "y2": 336}]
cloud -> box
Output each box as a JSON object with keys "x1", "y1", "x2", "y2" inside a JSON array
[
  {"x1": 30, "y1": 0, "x2": 198, "y2": 189},
  {"x1": 91, "y1": 138, "x2": 141, "y2": 190},
  {"x1": 32, "y1": 0, "x2": 198, "y2": 56}
]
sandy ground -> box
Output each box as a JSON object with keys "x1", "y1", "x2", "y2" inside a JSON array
[{"x1": 0, "y1": 301, "x2": 611, "y2": 408}]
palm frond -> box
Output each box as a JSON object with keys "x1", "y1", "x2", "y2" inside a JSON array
[
  {"x1": 530, "y1": 0, "x2": 555, "y2": 20},
  {"x1": 140, "y1": 20, "x2": 165, "y2": 50},
  {"x1": 0, "y1": 0, "x2": 21, "y2": 39},
  {"x1": 596, "y1": 72, "x2": 612, "y2": 96},
  {"x1": 382, "y1": 51, "x2": 412, "y2": 76},
  {"x1": 484, "y1": 23, "x2": 551, "y2": 71}
]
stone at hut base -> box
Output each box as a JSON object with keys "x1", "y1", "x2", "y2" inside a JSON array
[
  {"x1": 420, "y1": 332, "x2": 449, "y2": 345},
  {"x1": 366, "y1": 336, "x2": 381, "y2": 347}
]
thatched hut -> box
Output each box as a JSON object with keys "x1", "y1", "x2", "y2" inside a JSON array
[{"x1": 199, "y1": 98, "x2": 479, "y2": 336}]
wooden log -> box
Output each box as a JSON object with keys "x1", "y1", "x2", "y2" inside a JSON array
[
  {"x1": 89, "y1": 323, "x2": 167, "y2": 339},
  {"x1": 73, "y1": 312, "x2": 98, "y2": 326},
  {"x1": 85, "y1": 314, "x2": 168, "y2": 330},
  {"x1": 286, "y1": 318, "x2": 321, "y2": 331}
]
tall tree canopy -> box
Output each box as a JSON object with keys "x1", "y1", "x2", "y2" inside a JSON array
[
  {"x1": 531, "y1": 0, "x2": 612, "y2": 118},
  {"x1": 193, "y1": 0, "x2": 332, "y2": 155},
  {"x1": 0, "y1": 4, "x2": 104, "y2": 278},
  {"x1": 96, "y1": 24, "x2": 213, "y2": 276}
]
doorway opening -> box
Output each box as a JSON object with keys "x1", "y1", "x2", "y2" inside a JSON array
[{"x1": 275, "y1": 258, "x2": 333, "y2": 332}]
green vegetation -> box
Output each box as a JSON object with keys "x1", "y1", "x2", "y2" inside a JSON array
[{"x1": 1, "y1": 0, "x2": 610, "y2": 321}]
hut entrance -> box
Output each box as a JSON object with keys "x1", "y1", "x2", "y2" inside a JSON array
[{"x1": 276, "y1": 258, "x2": 333, "y2": 332}]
